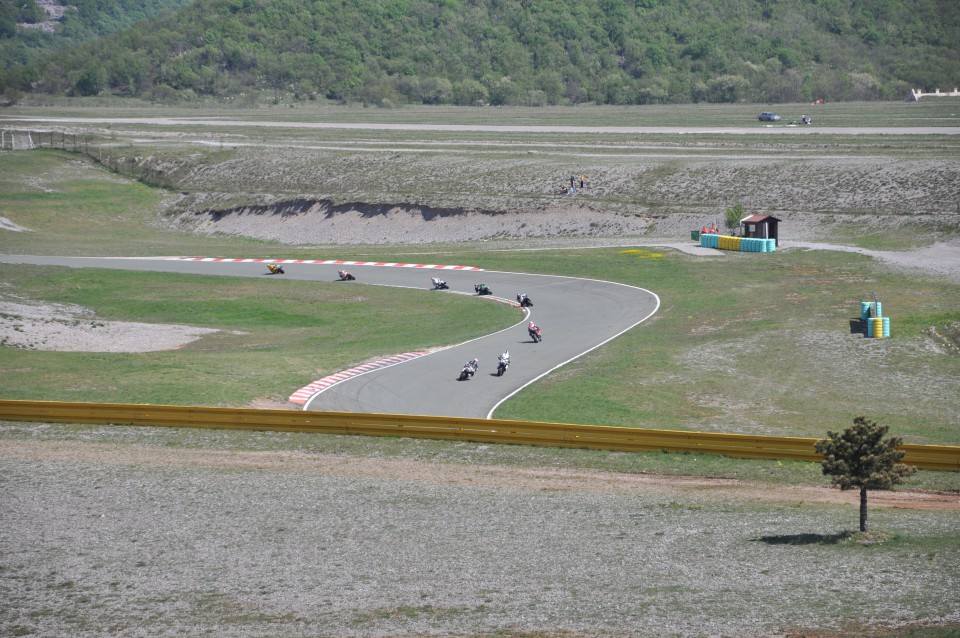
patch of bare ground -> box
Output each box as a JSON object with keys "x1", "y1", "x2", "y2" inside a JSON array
[{"x1": 0, "y1": 293, "x2": 219, "y2": 352}]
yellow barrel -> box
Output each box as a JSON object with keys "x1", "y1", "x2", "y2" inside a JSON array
[{"x1": 872, "y1": 317, "x2": 883, "y2": 338}]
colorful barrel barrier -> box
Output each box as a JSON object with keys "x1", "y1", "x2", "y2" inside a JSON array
[
  {"x1": 859, "y1": 300, "x2": 890, "y2": 338},
  {"x1": 699, "y1": 234, "x2": 775, "y2": 253}
]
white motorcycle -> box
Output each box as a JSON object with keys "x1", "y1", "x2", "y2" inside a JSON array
[{"x1": 496, "y1": 351, "x2": 510, "y2": 377}]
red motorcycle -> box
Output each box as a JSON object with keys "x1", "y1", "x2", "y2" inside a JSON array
[{"x1": 528, "y1": 322, "x2": 542, "y2": 343}]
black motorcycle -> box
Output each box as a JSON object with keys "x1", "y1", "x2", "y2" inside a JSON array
[
  {"x1": 516, "y1": 293, "x2": 533, "y2": 307},
  {"x1": 338, "y1": 270, "x2": 356, "y2": 281},
  {"x1": 459, "y1": 358, "x2": 479, "y2": 381},
  {"x1": 431, "y1": 277, "x2": 449, "y2": 290}
]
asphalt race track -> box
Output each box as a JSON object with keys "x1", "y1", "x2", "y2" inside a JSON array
[{"x1": 0, "y1": 254, "x2": 659, "y2": 419}]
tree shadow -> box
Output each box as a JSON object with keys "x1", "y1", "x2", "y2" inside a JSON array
[{"x1": 753, "y1": 531, "x2": 854, "y2": 545}]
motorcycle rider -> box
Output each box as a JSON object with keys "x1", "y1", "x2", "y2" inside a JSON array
[
  {"x1": 431, "y1": 277, "x2": 448, "y2": 290},
  {"x1": 497, "y1": 351, "x2": 510, "y2": 374},
  {"x1": 475, "y1": 283, "x2": 492, "y2": 296},
  {"x1": 267, "y1": 263, "x2": 284, "y2": 275},
  {"x1": 338, "y1": 269, "x2": 355, "y2": 281},
  {"x1": 528, "y1": 321, "x2": 542, "y2": 341},
  {"x1": 458, "y1": 357, "x2": 479, "y2": 380},
  {"x1": 516, "y1": 293, "x2": 533, "y2": 307}
]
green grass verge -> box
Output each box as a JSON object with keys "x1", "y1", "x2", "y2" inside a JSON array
[
  {"x1": 2, "y1": 151, "x2": 959, "y2": 446},
  {"x1": 2, "y1": 136, "x2": 959, "y2": 494},
  {"x1": 0, "y1": 150, "x2": 276, "y2": 256},
  {"x1": 0, "y1": 265, "x2": 517, "y2": 406},
  {"x1": 349, "y1": 246, "x2": 960, "y2": 446}
]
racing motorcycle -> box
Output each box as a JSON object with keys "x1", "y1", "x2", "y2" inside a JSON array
[
  {"x1": 516, "y1": 293, "x2": 533, "y2": 307},
  {"x1": 496, "y1": 351, "x2": 510, "y2": 377},
  {"x1": 475, "y1": 283, "x2": 492, "y2": 296},
  {"x1": 528, "y1": 322, "x2": 543, "y2": 343},
  {"x1": 458, "y1": 358, "x2": 479, "y2": 381},
  {"x1": 431, "y1": 277, "x2": 449, "y2": 290},
  {"x1": 267, "y1": 263, "x2": 285, "y2": 275},
  {"x1": 338, "y1": 270, "x2": 356, "y2": 281}
]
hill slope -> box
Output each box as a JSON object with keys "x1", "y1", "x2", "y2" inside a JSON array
[
  {"x1": 3, "y1": 0, "x2": 960, "y2": 104},
  {"x1": 0, "y1": 0, "x2": 194, "y2": 97}
]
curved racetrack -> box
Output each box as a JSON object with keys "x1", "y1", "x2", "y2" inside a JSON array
[{"x1": 0, "y1": 254, "x2": 659, "y2": 418}]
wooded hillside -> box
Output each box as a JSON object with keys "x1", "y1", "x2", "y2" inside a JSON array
[{"x1": 2, "y1": 0, "x2": 958, "y2": 105}]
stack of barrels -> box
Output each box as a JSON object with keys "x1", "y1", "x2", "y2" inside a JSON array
[
  {"x1": 861, "y1": 301, "x2": 891, "y2": 338},
  {"x1": 699, "y1": 234, "x2": 776, "y2": 252}
]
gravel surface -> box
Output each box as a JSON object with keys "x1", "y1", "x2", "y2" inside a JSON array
[
  {"x1": 2, "y1": 429, "x2": 959, "y2": 638},
  {"x1": 0, "y1": 293, "x2": 219, "y2": 352}
]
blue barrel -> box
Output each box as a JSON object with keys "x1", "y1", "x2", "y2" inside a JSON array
[
  {"x1": 866, "y1": 317, "x2": 874, "y2": 337},
  {"x1": 860, "y1": 302, "x2": 871, "y2": 320},
  {"x1": 766, "y1": 238, "x2": 776, "y2": 252},
  {"x1": 874, "y1": 301, "x2": 882, "y2": 318},
  {"x1": 882, "y1": 316, "x2": 890, "y2": 338}
]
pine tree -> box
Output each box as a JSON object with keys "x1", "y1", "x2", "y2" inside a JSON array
[{"x1": 814, "y1": 416, "x2": 916, "y2": 532}]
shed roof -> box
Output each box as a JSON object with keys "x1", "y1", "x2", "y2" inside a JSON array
[{"x1": 742, "y1": 214, "x2": 781, "y2": 223}]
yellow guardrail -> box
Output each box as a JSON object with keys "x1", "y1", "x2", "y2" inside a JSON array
[{"x1": 0, "y1": 400, "x2": 957, "y2": 471}]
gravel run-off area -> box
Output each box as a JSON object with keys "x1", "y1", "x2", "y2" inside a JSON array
[{"x1": 2, "y1": 427, "x2": 960, "y2": 638}]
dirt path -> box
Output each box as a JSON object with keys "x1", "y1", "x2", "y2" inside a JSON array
[{"x1": 3, "y1": 438, "x2": 956, "y2": 511}]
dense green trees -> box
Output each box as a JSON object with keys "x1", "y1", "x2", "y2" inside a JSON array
[{"x1": 2, "y1": 0, "x2": 959, "y2": 104}]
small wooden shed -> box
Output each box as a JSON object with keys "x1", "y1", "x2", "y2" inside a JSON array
[{"x1": 741, "y1": 214, "x2": 781, "y2": 246}]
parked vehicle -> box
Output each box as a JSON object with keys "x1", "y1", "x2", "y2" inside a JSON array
[{"x1": 758, "y1": 112, "x2": 781, "y2": 122}]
